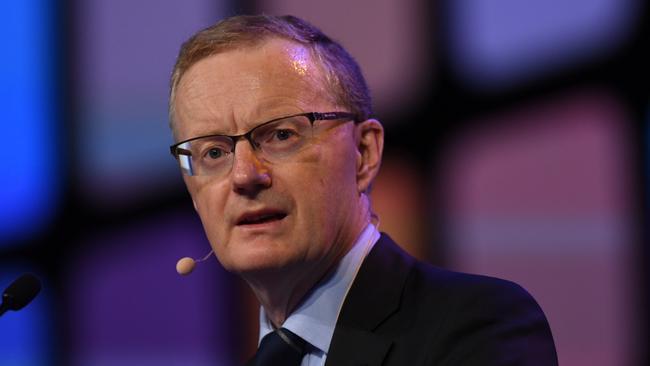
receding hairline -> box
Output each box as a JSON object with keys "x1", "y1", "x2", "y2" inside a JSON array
[
  {"x1": 171, "y1": 34, "x2": 274, "y2": 100},
  {"x1": 170, "y1": 35, "x2": 270, "y2": 121}
]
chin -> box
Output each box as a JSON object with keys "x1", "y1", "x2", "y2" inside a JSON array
[{"x1": 219, "y1": 247, "x2": 295, "y2": 275}]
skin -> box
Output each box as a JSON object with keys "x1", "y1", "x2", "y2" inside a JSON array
[{"x1": 172, "y1": 37, "x2": 384, "y2": 326}]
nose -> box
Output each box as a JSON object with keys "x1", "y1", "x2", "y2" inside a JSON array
[{"x1": 230, "y1": 140, "x2": 271, "y2": 195}]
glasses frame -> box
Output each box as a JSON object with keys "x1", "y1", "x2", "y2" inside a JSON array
[{"x1": 169, "y1": 111, "x2": 359, "y2": 160}]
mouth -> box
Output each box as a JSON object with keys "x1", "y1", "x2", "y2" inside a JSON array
[{"x1": 236, "y1": 210, "x2": 288, "y2": 226}]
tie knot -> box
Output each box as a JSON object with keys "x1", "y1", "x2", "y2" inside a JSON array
[
  {"x1": 275, "y1": 328, "x2": 307, "y2": 354},
  {"x1": 253, "y1": 328, "x2": 307, "y2": 366}
]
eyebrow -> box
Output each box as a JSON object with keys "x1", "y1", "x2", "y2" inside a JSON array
[{"x1": 185, "y1": 111, "x2": 298, "y2": 140}]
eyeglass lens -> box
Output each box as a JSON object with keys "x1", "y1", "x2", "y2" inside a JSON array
[{"x1": 176, "y1": 115, "x2": 313, "y2": 176}]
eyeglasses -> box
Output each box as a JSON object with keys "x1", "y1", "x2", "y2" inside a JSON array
[{"x1": 170, "y1": 111, "x2": 358, "y2": 177}]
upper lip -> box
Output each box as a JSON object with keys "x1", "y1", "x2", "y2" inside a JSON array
[{"x1": 235, "y1": 208, "x2": 287, "y2": 225}]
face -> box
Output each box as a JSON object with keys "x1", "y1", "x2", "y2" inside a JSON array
[{"x1": 172, "y1": 38, "x2": 370, "y2": 278}]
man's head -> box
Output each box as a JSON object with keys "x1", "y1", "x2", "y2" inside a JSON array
[{"x1": 169, "y1": 15, "x2": 383, "y2": 295}]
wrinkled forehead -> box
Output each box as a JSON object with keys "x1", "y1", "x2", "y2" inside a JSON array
[
  {"x1": 171, "y1": 38, "x2": 336, "y2": 139},
  {"x1": 176, "y1": 37, "x2": 331, "y2": 100}
]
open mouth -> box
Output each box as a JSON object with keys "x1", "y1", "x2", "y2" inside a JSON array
[{"x1": 237, "y1": 212, "x2": 287, "y2": 226}]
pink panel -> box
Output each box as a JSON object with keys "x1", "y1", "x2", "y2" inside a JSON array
[{"x1": 439, "y1": 90, "x2": 640, "y2": 365}]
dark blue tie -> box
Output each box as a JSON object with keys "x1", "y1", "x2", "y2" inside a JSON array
[{"x1": 252, "y1": 328, "x2": 307, "y2": 366}]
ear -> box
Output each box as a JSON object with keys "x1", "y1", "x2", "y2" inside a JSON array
[{"x1": 355, "y1": 119, "x2": 384, "y2": 194}]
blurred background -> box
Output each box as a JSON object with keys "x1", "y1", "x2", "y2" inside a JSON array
[{"x1": 1, "y1": 0, "x2": 648, "y2": 365}]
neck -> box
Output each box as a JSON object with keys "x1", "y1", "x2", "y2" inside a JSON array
[
  {"x1": 243, "y1": 234, "x2": 353, "y2": 326},
  {"x1": 246, "y1": 199, "x2": 373, "y2": 326},
  {"x1": 246, "y1": 269, "x2": 318, "y2": 327}
]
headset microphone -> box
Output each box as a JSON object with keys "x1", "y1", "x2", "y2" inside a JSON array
[{"x1": 176, "y1": 251, "x2": 214, "y2": 276}]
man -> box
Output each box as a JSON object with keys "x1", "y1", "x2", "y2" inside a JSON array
[{"x1": 168, "y1": 14, "x2": 558, "y2": 365}]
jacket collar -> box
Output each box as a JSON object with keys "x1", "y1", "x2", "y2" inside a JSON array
[{"x1": 325, "y1": 233, "x2": 414, "y2": 366}]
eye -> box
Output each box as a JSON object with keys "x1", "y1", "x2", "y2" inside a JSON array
[
  {"x1": 200, "y1": 144, "x2": 230, "y2": 161},
  {"x1": 250, "y1": 116, "x2": 308, "y2": 148},
  {"x1": 207, "y1": 148, "x2": 225, "y2": 159},
  {"x1": 274, "y1": 129, "x2": 295, "y2": 141}
]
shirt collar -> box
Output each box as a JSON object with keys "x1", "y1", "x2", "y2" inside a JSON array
[{"x1": 258, "y1": 223, "x2": 380, "y2": 354}]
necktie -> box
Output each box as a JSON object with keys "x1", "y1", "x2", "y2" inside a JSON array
[{"x1": 252, "y1": 327, "x2": 307, "y2": 366}]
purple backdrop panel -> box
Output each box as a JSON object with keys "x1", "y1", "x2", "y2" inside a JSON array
[
  {"x1": 75, "y1": 0, "x2": 225, "y2": 206},
  {"x1": 448, "y1": 0, "x2": 640, "y2": 90},
  {"x1": 67, "y1": 211, "x2": 236, "y2": 366},
  {"x1": 439, "y1": 90, "x2": 640, "y2": 365}
]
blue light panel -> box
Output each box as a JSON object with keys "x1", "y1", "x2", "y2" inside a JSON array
[{"x1": 0, "y1": 0, "x2": 58, "y2": 245}]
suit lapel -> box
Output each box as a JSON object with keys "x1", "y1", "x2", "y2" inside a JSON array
[{"x1": 325, "y1": 234, "x2": 414, "y2": 366}]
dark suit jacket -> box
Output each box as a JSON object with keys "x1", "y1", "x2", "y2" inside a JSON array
[{"x1": 324, "y1": 233, "x2": 558, "y2": 366}]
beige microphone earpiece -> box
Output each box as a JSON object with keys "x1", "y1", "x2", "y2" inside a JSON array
[{"x1": 176, "y1": 251, "x2": 214, "y2": 276}]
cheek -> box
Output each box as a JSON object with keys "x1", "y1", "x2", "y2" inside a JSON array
[
  {"x1": 293, "y1": 143, "x2": 358, "y2": 215},
  {"x1": 187, "y1": 178, "x2": 229, "y2": 237}
]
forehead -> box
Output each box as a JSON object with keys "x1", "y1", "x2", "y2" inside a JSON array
[{"x1": 172, "y1": 38, "x2": 333, "y2": 140}]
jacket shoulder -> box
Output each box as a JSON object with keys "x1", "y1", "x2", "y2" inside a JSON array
[{"x1": 369, "y1": 234, "x2": 559, "y2": 365}]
